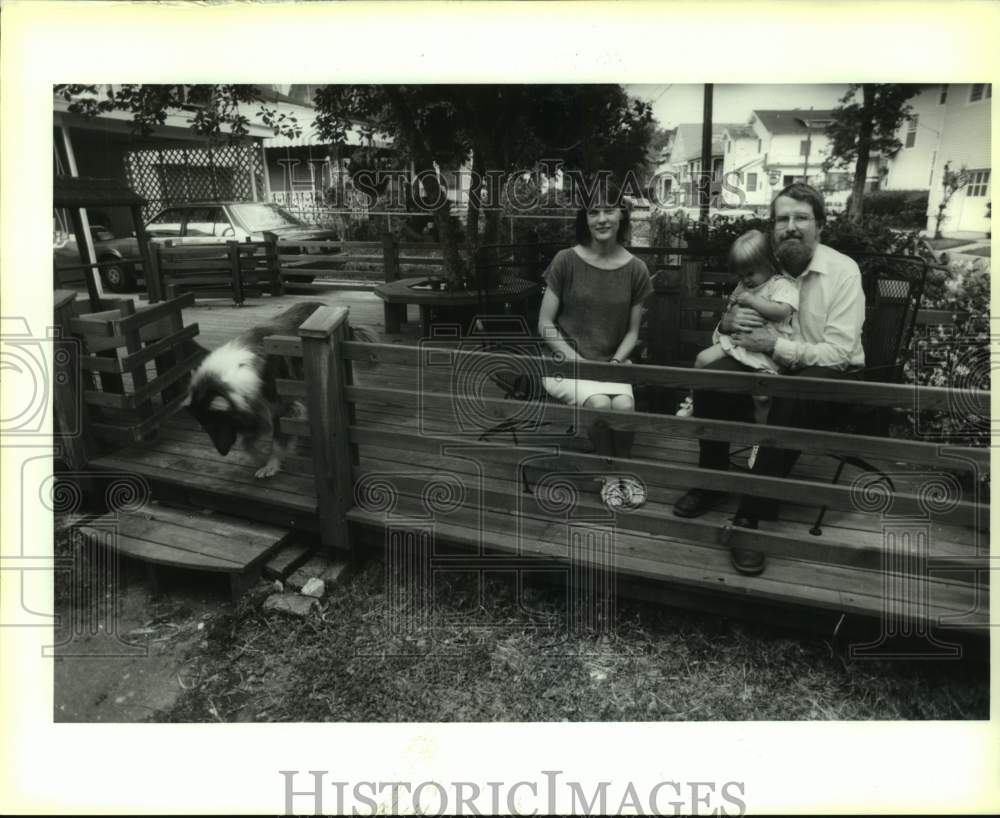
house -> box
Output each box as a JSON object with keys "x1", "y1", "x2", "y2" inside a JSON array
[
  {"x1": 922, "y1": 83, "x2": 992, "y2": 236},
  {"x1": 720, "y1": 108, "x2": 884, "y2": 213},
  {"x1": 651, "y1": 122, "x2": 742, "y2": 207},
  {"x1": 54, "y1": 85, "x2": 273, "y2": 235},
  {"x1": 259, "y1": 84, "x2": 397, "y2": 221},
  {"x1": 882, "y1": 85, "x2": 949, "y2": 192}
]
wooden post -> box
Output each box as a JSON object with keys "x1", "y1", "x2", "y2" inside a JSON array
[
  {"x1": 53, "y1": 291, "x2": 90, "y2": 470},
  {"x1": 262, "y1": 230, "x2": 283, "y2": 296},
  {"x1": 131, "y1": 204, "x2": 155, "y2": 302},
  {"x1": 300, "y1": 306, "x2": 355, "y2": 557},
  {"x1": 649, "y1": 273, "x2": 683, "y2": 413},
  {"x1": 679, "y1": 256, "x2": 702, "y2": 335},
  {"x1": 146, "y1": 242, "x2": 163, "y2": 304},
  {"x1": 69, "y1": 208, "x2": 101, "y2": 311},
  {"x1": 116, "y1": 300, "x2": 153, "y2": 435},
  {"x1": 227, "y1": 241, "x2": 244, "y2": 306},
  {"x1": 382, "y1": 233, "x2": 404, "y2": 333},
  {"x1": 383, "y1": 233, "x2": 400, "y2": 283}
]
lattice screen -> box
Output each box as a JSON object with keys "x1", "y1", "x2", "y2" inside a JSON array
[{"x1": 124, "y1": 141, "x2": 265, "y2": 220}]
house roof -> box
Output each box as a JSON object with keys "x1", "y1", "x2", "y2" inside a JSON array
[
  {"x1": 54, "y1": 176, "x2": 146, "y2": 209},
  {"x1": 752, "y1": 109, "x2": 836, "y2": 135},
  {"x1": 724, "y1": 124, "x2": 757, "y2": 140},
  {"x1": 672, "y1": 122, "x2": 744, "y2": 161}
]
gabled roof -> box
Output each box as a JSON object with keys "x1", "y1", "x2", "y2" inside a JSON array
[
  {"x1": 724, "y1": 124, "x2": 757, "y2": 140},
  {"x1": 752, "y1": 109, "x2": 836, "y2": 135},
  {"x1": 671, "y1": 122, "x2": 744, "y2": 161}
]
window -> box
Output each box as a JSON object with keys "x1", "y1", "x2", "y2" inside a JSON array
[
  {"x1": 969, "y1": 83, "x2": 991, "y2": 102},
  {"x1": 145, "y1": 208, "x2": 187, "y2": 238},
  {"x1": 967, "y1": 170, "x2": 990, "y2": 197},
  {"x1": 727, "y1": 139, "x2": 731, "y2": 154},
  {"x1": 184, "y1": 207, "x2": 232, "y2": 237},
  {"x1": 905, "y1": 115, "x2": 918, "y2": 149},
  {"x1": 747, "y1": 172, "x2": 758, "y2": 192},
  {"x1": 939, "y1": 84, "x2": 949, "y2": 104},
  {"x1": 783, "y1": 175, "x2": 797, "y2": 187},
  {"x1": 800, "y1": 139, "x2": 810, "y2": 156},
  {"x1": 757, "y1": 139, "x2": 762, "y2": 153}
]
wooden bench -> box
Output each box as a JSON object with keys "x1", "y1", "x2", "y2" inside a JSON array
[{"x1": 288, "y1": 306, "x2": 988, "y2": 638}]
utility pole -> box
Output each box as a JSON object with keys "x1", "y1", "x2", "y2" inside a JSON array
[
  {"x1": 700, "y1": 83, "x2": 713, "y2": 222},
  {"x1": 795, "y1": 116, "x2": 812, "y2": 183}
]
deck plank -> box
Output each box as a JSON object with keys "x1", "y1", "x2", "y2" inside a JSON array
[{"x1": 78, "y1": 505, "x2": 292, "y2": 574}]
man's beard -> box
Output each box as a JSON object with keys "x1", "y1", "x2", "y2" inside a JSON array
[{"x1": 776, "y1": 237, "x2": 813, "y2": 276}]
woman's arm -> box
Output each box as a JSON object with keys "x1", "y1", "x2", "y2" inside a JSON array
[
  {"x1": 537, "y1": 288, "x2": 581, "y2": 361},
  {"x1": 611, "y1": 301, "x2": 644, "y2": 362}
]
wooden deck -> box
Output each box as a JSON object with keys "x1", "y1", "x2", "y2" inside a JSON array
[{"x1": 74, "y1": 288, "x2": 988, "y2": 631}]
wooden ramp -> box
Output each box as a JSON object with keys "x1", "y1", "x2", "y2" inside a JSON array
[{"x1": 76, "y1": 503, "x2": 295, "y2": 600}]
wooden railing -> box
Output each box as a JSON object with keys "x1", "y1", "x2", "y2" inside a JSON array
[{"x1": 303, "y1": 314, "x2": 988, "y2": 631}]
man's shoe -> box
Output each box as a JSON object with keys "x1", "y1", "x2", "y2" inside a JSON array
[
  {"x1": 729, "y1": 515, "x2": 765, "y2": 576},
  {"x1": 673, "y1": 488, "x2": 726, "y2": 518}
]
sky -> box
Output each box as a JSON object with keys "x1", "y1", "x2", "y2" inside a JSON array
[{"x1": 626, "y1": 83, "x2": 850, "y2": 129}]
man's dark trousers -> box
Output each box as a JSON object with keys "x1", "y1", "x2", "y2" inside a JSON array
[{"x1": 695, "y1": 356, "x2": 857, "y2": 520}]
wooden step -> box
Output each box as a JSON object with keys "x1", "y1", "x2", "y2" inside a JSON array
[
  {"x1": 76, "y1": 502, "x2": 294, "y2": 601},
  {"x1": 263, "y1": 538, "x2": 315, "y2": 580}
]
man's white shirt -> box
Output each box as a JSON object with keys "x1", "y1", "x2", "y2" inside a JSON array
[{"x1": 771, "y1": 243, "x2": 866, "y2": 371}]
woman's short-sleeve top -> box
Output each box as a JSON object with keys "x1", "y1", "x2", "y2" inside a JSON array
[{"x1": 543, "y1": 248, "x2": 653, "y2": 361}]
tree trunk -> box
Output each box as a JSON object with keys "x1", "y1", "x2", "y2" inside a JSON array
[
  {"x1": 848, "y1": 84, "x2": 875, "y2": 224},
  {"x1": 465, "y1": 146, "x2": 487, "y2": 251},
  {"x1": 383, "y1": 87, "x2": 469, "y2": 288}
]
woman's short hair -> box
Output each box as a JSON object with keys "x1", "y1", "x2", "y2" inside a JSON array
[
  {"x1": 573, "y1": 180, "x2": 632, "y2": 246},
  {"x1": 728, "y1": 229, "x2": 778, "y2": 277},
  {"x1": 769, "y1": 182, "x2": 826, "y2": 226}
]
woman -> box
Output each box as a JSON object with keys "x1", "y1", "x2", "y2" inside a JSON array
[{"x1": 537, "y1": 185, "x2": 654, "y2": 509}]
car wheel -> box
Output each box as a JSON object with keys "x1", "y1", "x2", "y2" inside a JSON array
[{"x1": 101, "y1": 259, "x2": 136, "y2": 293}]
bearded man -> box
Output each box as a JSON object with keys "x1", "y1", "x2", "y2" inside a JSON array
[{"x1": 672, "y1": 183, "x2": 866, "y2": 576}]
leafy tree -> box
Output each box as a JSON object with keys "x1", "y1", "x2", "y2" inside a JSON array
[
  {"x1": 932, "y1": 162, "x2": 970, "y2": 240},
  {"x1": 312, "y1": 85, "x2": 655, "y2": 284},
  {"x1": 55, "y1": 84, "x2": 302, "y2": 141},
  {"x1": 56, "y1": 83, "x2": 656, "y2": 288},
  {"x1": 822, "y1": 84, "x2": 922, "y2": 223}
]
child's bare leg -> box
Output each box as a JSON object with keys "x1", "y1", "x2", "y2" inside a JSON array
[{"x1": 694, "y1": 344, "x2": 727, "y2": 369}]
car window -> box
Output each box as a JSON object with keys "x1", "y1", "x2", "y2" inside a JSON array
[
  {"x1": 229, "y1": 203, "x2": 305, "y2": 233},
  {"x1": 146, "y1": 208, "x2": 187, "y2": 238},
  {"x1": 184, "y1": 206, "x2": 233, "y2": 238},
  {"x1": 90, "y1": 227, "x2": 115, "y2": 242}
]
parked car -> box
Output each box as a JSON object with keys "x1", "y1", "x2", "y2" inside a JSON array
[
  {"x1": 54, "y1": 202, "x2": 340, "y2": 292},
  {"x1": 53, "y1": 224, "x2": 141, "y2": 291}
]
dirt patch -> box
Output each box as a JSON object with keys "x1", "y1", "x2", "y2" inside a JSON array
[{"x1": 53, "y1": 517, "x2": 232, "y2": 722}]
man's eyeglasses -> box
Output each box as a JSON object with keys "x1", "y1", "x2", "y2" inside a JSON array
[{"x1": 774, "y1": 214, "x2": 816, "y2": 228}]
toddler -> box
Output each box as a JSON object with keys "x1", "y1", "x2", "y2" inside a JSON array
[{"x1": 689, "y1": 229, "x2": 799, "y2": 427}]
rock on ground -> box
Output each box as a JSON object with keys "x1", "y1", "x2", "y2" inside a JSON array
[{"x1": 262, "y1": 593, "x2": 320, "y2": 617}]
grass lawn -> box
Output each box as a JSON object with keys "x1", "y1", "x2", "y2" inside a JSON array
[
  {"x1": 962, "y1": 246, "x2": 991, "y2": 257},
  {"x1": 158, "y1": 560, "x2": 988, "y2": 722}
]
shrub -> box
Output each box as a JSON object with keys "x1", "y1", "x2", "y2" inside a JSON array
[{"x1": 844, "y1": 189, "x2": 929, "y2": 229}]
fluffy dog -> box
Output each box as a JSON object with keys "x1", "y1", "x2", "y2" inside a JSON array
[{"x1": 182, "y1": 301, "x2": 330, "y2": 479}]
